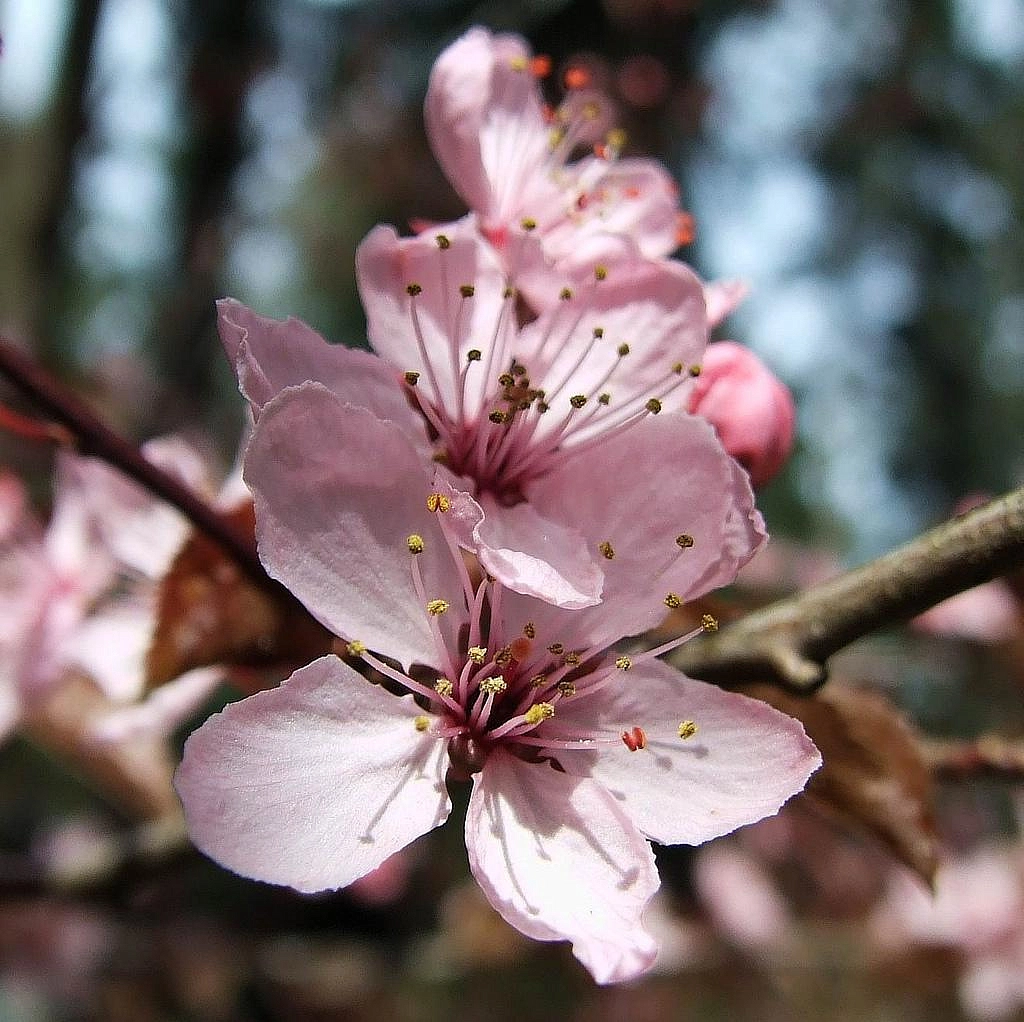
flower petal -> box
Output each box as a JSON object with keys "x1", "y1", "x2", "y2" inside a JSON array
[
  {"x1": 518, "y1": 413, "x2": 764, "y2": 647},
  {"x1": 466, "y1": 749, "x2": 659, "y2": 984},
  {"x1": 474, "y1": 496, "x2": 603, "y2": 609},
  {"x1": 355, "y1": 222, "x2": 508, "y2": 418},
  {"x1": 216, "y1": 298, "x2": 422, "y2": 440},
  {"x1": 244, "y1": 385, "x2": 469, "y2": 670},
  {"x1": 175, "y1": 655, "x2": 451, "y2": 893},
  {"x1": 554, "y1": 658, "x2": 821, "y2": 845}
]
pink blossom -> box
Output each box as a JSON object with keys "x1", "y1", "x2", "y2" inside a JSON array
[
  {"x1": 218, "y1": 223, "x2": 764, "y2": 610},
  {"x1": 0, "y1": 441, "x2": 225, "y2": 740},
  {"x1": 175, "y1": 390, "x2": 821, "y2": 984},
  {"x1": 686, "y1": 341, "x2": 796, "y2": 487},
  {"x1": 424, "y1": 27, "x2": 686, "y2": 276}
]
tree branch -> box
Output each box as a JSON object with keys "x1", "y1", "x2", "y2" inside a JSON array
[
  {"x1": 673, "y1": 486, "x2": 1024, "y2": 691},
  {"x1": 0, "y1": 338, "x2": 275, "y2": 595}
]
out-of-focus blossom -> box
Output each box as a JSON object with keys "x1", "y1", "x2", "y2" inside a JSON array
[
  {"x1": 175, "y1": 394, "x2": 820, "y2": 984},
  {"x1": 0, "y1": 440, "x2": 226, "y2": 743},
  {"x1": 912, "y1": 581, "x2": 1020, "y2": 643},
  {"x1": 871, "y1": 845, "x2": 1024, "y2": 1020},
  {"x1": 424, "y1": 27, "x2": 686, "y2": 280},
  {"x1": 694, "y1": 842, "x2": 791, "y2": 951},
  {"x1": 686, "y1": 341, "x2": 796, "y2": 488},
  {"x1": 219, "y1": 222, "x2": 764, "y2": 614}
]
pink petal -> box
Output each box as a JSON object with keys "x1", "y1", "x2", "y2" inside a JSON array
[
  {"x1": 555, "y1": 659, "x2": 821, "y2": 845},
  {"x1": 474, "y1": 496, "x2": 603, "y2": 609},
  {"x1": 466, "y1": 749, "x2": 659, "y2": 984},
  {"x1": 355, "y1": 221, "x2": 508, "y2": 417},
  {"x1": 517, "y1": 257, "x2": 707, "y2": 414},
  {"x1": 424, "y1": 29, "x2": 554, "y2": 228},
  {"x1": 244, "y1": 385, "x2": 469, "y2": 670},
  {"x1": 175, "y1": 655, "x2": 450, "y2": 893},
  {"x1": 217, "y1": 299, "x2": 423, "y2": 440},
  {"x1": 703, "y1": 278, "x2": 750, "y2": 329},
  {"x1": 522, "y1": 413, "x2": 764, "y2": 646}
]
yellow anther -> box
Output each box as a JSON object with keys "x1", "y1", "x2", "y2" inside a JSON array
[
  {"x1": 678, "y1": 720, "x2": 698, "y2": 740},
  {"x1": 569, "y1": 394, "x2": 587, "y2": 409},
  {"x1": 701, "y1": 614, "x2": 719, "y2": 632},
  {"x1": 646, "y1": 398, "x2": 662, "y2": 414},
  {"x1": 594, "y1": 264, "x2": 608, "y2": 281},
  {"x1": 607, "y1": 128, "x2": 627, "y2": 150},
  {"x1": 672, "y1": 362, "x2": 684, "y2": 375},
  {"x1": 346, "y1": 640, "x2": 367, "y2": 657},
  {"x1": 559, "y1": 287, "x2": 574, "y2": 301},
  {"x1": 617, "y1": 343, "x2": 630, "y2": 356},
  {"x1": 598, "y1": 540, "x2": 615, "y2": 560},
  {"x1": 404, "y1": 371, "x2": 420, "y2": 386},
  {"x1": 407, "y1": 534, "x2": 425, "y2": 554},
  {"x1": 563, "y1": 652, "x2": 581, "y2": 666},
  {"x1": 426, "y1": 492, "x2": 451, "y2": 513},
  {"x1": 593, "y1": 326, "x2": 604, "y2": 338},
  {"x1": 494, "y1": 645, "x2": 514, "y2": 666},
  {"x1": 664, "y1": 593, "x2": 682, "y2": 609},
  {"x1": 427, "y1": 599, "x2": 450, "y2": 616},
  {"x1": 468, "y1": 646, "x2": 487, "y2": 664},
  {"x1": 434, "y1": 678, "x2": 454, "y2": 697},
  {"x1": 615, "y1": 655, "x2": 632, "y2": 671},
  {"x1": 509, "y1": 55, "x2": 528, "y2": 71},
  {"x1": 498, "y1": 372, "x2": 515, "y2": 387},
  {"x1": 414, "y1": 715, "x2": 431, "y2": 732},
  {"x1": 547, "y1": 642, "x2": 564, "y2": 656},
  {"x1": 530, "y1": 673, "x2": 548, "y2": 688},
  {"x1": 598, "y1": 392, "x2": 611, "y2": 405},
  {"x1": 467, "y1": 349, "x2": 482, "y2": 362},
  {"x1": 536, "y1": 400, "x2": 550, "y2": 413},
  {"x1": 435, "y1": 234, "x2": 451, "y2": 249},
  {"x1": 520, "y1": 217, "x2": 537, "y2": 231},
  {"x1": 688, "y1": 364, "x2": 702, "y2": 377},
  {"x1": 556, "y1": 680, "x2": 576, "y2": 697},
  {"x1": 524, "y1": 702, "x2": 555, "y2": 725},
  {"x1": 523, "y1": 621, "x2": 536, "y2": 639},
  {"x1": 406, "y1": 283, "x2": 422, "y2": 296},
  {"x1": 503, "y1": 285, "x2": 517, "y2": 299},
  {"x1": 511, "y1": 362, "x2": 527, "y2": 376},
  {"x1": 460, "y1": 284, "x2": 475, "y2": 298},
  {"x1": 489, "y1": 411, "x2": 508, "y2": 424},
  {"x1": 676, "y1": 533, "x2": 695, "y2": 549},
  {"x1": 479, "y1": 676, "x2": 507, "y2": 695}
]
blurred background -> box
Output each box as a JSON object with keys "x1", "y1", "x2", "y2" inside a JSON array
[{"x1": 1, "y1": 0, "x2": 1023, "y2": 1019}]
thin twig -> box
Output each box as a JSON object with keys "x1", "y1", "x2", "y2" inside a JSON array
[
  {"x1": 673, "y1": 486, "x2": 1024, "y2": 691},
  {"x1": 922, "y1": 736, "x2": 1024, "y2": 781},
  {"x1": 0, "y1": 338, "x2": 274, "y2": 595}
]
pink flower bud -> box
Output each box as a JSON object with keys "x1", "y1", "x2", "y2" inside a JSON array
[{"x1": 687, "y1": 341, "x2": 795, "y2": 488}]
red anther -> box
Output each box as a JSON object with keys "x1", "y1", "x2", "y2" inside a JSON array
[
  {"x1": 564, "y1": 66, "x2": 591, "y2": 90},
  {"x1": 623, "y1": 185, "x2": 641, "y2": 200},
  {"x1": 620, "y1": 726, "x2": 647, "y2": 752},
  {"x1": 542, "y1": 102, "x2": 555, "y2": 123},
  {"x1": 575, "y1": 192, "x2": 591, "y2": 210},
  {"x1": 675, "y1": 211, "x2": 696, "y2": 246},
  {"x1": 530, "y1": 55, "x2": 552, "y2": 79},
  {"x1": 593, "y1": 143, "x2": 608, "y2": 159}
]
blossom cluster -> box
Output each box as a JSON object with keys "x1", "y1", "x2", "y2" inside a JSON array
[{"x1": 169, "y1": 27, "x2": 821, "y2": 983}]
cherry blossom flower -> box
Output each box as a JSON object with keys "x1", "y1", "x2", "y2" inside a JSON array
[
  {"x1": 0, "y1": 440, "x2": 225, "y2": 742},
  {"x1": 175, "y1": 389, "x2": 821, "y2": 984},
  {"x1": 686, "y1": 341, "x2": 796, "y2": 488},
  {"x1": 218, "y1": 221, "x2": 764, "y2": 610},
  {"x1": 424, "y1": 27, "x2": 687, "y2": 277}
]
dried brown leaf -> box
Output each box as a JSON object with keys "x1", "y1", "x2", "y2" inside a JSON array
[
  {"x1": 743, "y1": 682, "x2": 938, "y2": 884},
  {"x1": 146, "y1": 500, "x2": 333, "y2": 690}
]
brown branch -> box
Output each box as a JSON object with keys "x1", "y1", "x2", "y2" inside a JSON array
[
  {"x1": 922, "y1": 736, "x2": 1024, "y2": 781},
  {"x1": 673, "y1": 486, "x2": 1024, "y2": 691},
  {"x1": 0, "y1": 338, "x2": 275, "y2": 595}
]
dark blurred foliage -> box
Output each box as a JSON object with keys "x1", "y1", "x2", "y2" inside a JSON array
[{"x1": 1, "y1": 0, "x2": 1023, "y2": 1018}]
